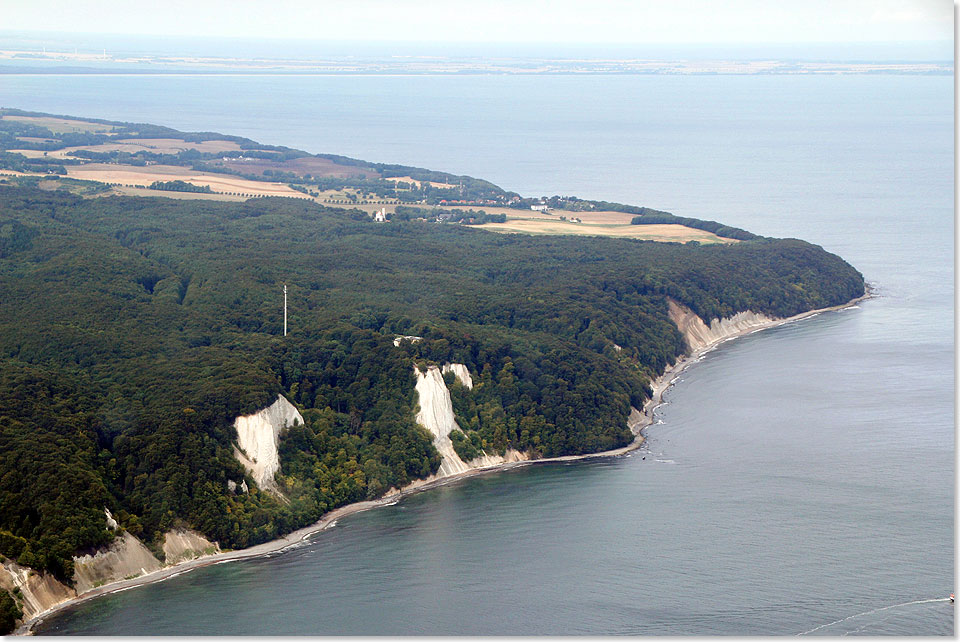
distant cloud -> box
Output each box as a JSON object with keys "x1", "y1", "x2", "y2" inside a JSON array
[
  {"x1": 870, "y1": 4, "x2": 951, "y2": 23},
  {"x1": 0, "y1": 0, "x2": 954, "y2": 45}
]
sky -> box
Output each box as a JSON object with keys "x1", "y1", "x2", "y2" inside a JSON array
[{"x1": 1, "y1": 0, "x2": 953, "y2": 45}]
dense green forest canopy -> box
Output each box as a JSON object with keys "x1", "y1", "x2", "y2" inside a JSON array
[{"x1": 0, "y1": 178, "x2": 862, "y2": 611}]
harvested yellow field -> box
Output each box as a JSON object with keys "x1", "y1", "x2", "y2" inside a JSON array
[
  {"x1": 386, "y1": 176, "x2": 458, "y2": 190},
  {"x1": 10, "y1": 138, "x2": 243, "y2": 160},
  {"x1": 109, "y1": 186, "x2": 250, "y2": 202},
  {"x1": 567, "y1": 210, "x2": 639, "y2": 224},
  {"x1": 442, "y1": 205, "x2": 638, "y2": 224},
  {"x1": 114, "y1": 138, "x2": 244, "y2": 154},
  {"x1": 478, "y1": 219, "x2": 733, "y2": 244},
  {"x1": 3, "y1": 115, "x2": 117, "y2": 134},
  {"x1": 8, "y1": 149, "x2": 71, "y2": 159},
  {"x1": 516, "y1": 210, "x2": 640, "y2": 224},
  {"x1": 65, "y1": 164, "x2": 308, "y2": 198}
]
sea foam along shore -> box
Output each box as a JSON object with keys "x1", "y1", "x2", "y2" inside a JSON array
[{"x1": 17, "y1": 290, "x2": 872, "y2": 635}]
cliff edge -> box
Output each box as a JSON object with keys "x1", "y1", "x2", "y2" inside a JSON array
[{"x1": 667, "y1": 299, "x2": 778, "y2": 355}]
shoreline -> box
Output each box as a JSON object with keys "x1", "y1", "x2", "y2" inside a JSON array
[{"x1": 17, "y1": 289, "x2": 872, "y2": 635}]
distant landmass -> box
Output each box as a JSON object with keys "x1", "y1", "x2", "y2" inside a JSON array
[{"x1": 0, "y1": 48, "x2": 951, "y2": 76}]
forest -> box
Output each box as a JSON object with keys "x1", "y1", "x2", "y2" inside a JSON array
[{"x1": 0, "y1": 181, "x2": 863, "y2": 627}]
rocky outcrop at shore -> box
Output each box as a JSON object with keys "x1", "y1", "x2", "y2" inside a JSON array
[{"x1": 233, "y1": 395, "x2": 304, "y2": 492}]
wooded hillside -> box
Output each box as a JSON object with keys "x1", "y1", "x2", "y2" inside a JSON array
[{"x1": 0, "y1": 185, "x2": 863, "y2": 599}]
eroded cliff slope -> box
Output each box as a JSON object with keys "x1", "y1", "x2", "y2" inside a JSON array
[{"x1": 668, "y1": 299, "x2": 778, "y2": 355}]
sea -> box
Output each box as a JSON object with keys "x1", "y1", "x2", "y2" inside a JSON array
[{"x1": 1, "y1": 69, "x2": 952, "y2": 636}]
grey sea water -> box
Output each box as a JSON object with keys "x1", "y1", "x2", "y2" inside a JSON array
[{"x1": 1, "y1": 72, "x2": 952, "y2": 636}]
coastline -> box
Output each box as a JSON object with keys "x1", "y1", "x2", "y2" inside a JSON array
[{"x1": 17, "y1": 290, "x2": 872, "y2": 635}]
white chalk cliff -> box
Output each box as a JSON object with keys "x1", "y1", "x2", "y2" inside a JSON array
[
  {"x1": 162, "y1": 529, "x2": 220, "y2": 564},
  {"x1": 72, "y1": 532, "x2": 163, "y2": 594},
  {"x1": 668, "y1": 299, "x2": 777, "y2": 355},
  {"x1": 414, "y1": 363, "x2": 527, "y2": 479},
  {"x1": 415, "y1": 365, "x2": 472, "y2": 477},
  {"x1": 233, "y1": 395, "x2": 303, "y2": 491},
  {"x1": 5, "y1": 518, "x2": 225, "y2": 629},
  {"x1": 441, "y1": 363, "x2": 473, "y2": 389},
  {"x1": 0, "y1": 560, "x2": 74, "y2": 622}
]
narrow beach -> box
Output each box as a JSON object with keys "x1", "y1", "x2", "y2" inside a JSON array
[{"x1": 18, "y1": 291, "x2": 871, "y2": 635}]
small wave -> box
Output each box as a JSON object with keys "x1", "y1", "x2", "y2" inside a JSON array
[
  {"x1": 284, "y1": 539, "x2": 310, "y2": 549},
  {"x1": 110, "y1": 586, "x2": 136, "y2": 594},
  {"x1": 798, "y1": 597, "x2": 951, "y2": 635},
  {"x1": 161, "y1": 568, "x2": 195, "y2": 581},
  {"x1": 326, "y1": 520, "x2": 338, "y2": 529},
  {"x1": 655, "y1": 459, "x2": 675, "y2": 464}
]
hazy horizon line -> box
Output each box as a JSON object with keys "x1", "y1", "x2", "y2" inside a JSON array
[{"x1": 2, "y1": 29, "x2": 953, "y2": 47}]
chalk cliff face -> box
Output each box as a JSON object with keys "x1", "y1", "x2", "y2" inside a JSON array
[
  {"x1": 415, "y1": 365, "x2": 472, "y2": 477},
  {"x1": 5, "y1": 521, "x2": 227, "y2": 628},
  {"x1": 668, "y1": 299, "x2": 777, "y2": 355},
  {"x1": 162, "y1": 529, "x2": 219, "y2": 564},
  {"x1": 441, "y1": 362, "x2": 473, "y2": 389},
  {"x1": 2, "y1": 512, "x2": 214, "y2": 627},
  {"x1": 233, "y1": 395, "x2": 303, "y2": 491},
  {"x1": 0, "y1": 560, "x2": 74, "y2": 622},
  {"x1": 627, "y1": 406, "x2": 645, "y2": 436},
  {"x1": 463, "y1": 449, "x2": 529, "y2": 468},
  {"x1": 414, "y1": 364, "x2": 529, "y2": 479},
  {"x1": 72, "y1": 532, "x2": 163, "y2": 594}
]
